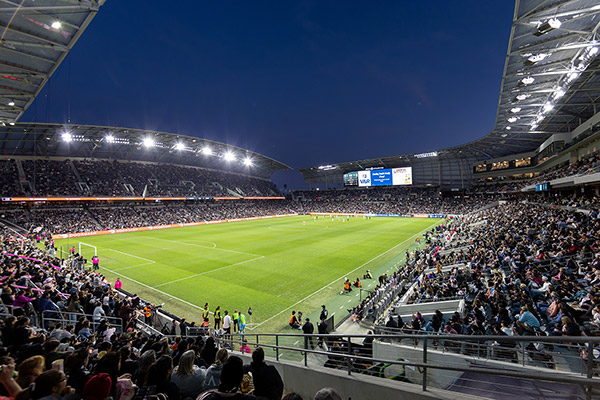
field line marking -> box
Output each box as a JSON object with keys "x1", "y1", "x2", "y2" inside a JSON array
[
  {"x1": 104, "y1": 248, "x2": 156, "y2": 263},
  {"x1": 155, "y1": 256, "x2": 264, "y2": 287},
  {"x1": 249, "y1": 219, "x2": 440, "y2": 330},
  {"x1": 139, "y1": 236, "x2": 261, "y2": 257},
  {"x1": 112, "y1": 261, "x2": 156, "y2": 272},
  {"x1": 100, "y1": 265, "x2": 211, "y2": 315}
]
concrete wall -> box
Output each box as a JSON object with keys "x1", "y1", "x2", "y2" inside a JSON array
[{"x1": 236, "y1": 353, "x2": 481, "y2": 400}]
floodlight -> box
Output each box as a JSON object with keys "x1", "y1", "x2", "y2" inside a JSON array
[
  {"x1": 7, "y1": 101, "x2": 14, "y2": 106},
  {"x1": 553, "y1": 88, "x2": 565, "y2": 100},
  {"x1": 521, "y1": 76, "x2": 535, "y2": 85},
  {"x1": 202, "y1": 146, "x2": 212, "y2": 155},
  {"x1": 505, "y1": 126, "x2": 511, "y2": 130},
  {"x1": 507, "y1": 117, "x2": 518, "y2": 123},
  {"x1": 510, "y1": 107, "x2": 521, "y2": 113},
  {"x1": 62, "y1": 132, "x2": 72, "y2": 142},
  {"x1": 8, "y1": 122, "x2": 14, "y2": 126},
  {"x1": 51, "y1": 21, "x2": 62, "y2": 29},
  {"x1": 534, "y1": 18, "x2": 561, "y2": 36},
  {"x1": 567, "y1": 71, "x2": 580, "y2": 82},
  {"x1": 516, "y1": 94, "x2": 530, "y2": 101},
  {"x1": 243, "y1": 157, "x2": 253, "y2": 166},
  {"x1": 223, "y1": 151, "x2": 235, "y2": 161},
  {"x1": 105, "y1": 135, "x2": 115, "y2": 143},
  {"x1": 143, "y1": 137, "x2": 154, "y2": 148},
  {"x1": 174, "y1": 142, "x2": 185, "y2": 151},
  {"x1": 543, "y1": 102, "x2": 554, "y2": 113},
  {"x1": 525, "y1": 53, "x2": 548, "y2": 65}
]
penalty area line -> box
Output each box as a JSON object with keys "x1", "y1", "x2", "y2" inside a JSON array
[
  {"x1": 249, "y1": 219, "x2": 440, "y2": 330},
  {"x1": 100, "y1": 265, "x2": 211, "y2": 315}
]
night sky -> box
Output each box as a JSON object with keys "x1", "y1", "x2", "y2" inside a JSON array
[{"x1": 21, "y1": 1, "x2": 515, "y2": 189}]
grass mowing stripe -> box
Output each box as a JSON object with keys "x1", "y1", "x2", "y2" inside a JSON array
[
  {"x1": 249, "y1": 218, "x2": 441, "y2": 330},
  {"x1": 155, "y1": 255, "x2": 264, "y2": 287},
  {"x1": 56, "y1": 216, "x2": 442, "y2": 332}
]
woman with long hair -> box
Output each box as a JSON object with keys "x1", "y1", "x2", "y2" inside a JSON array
[
  {"x1": 143, "y1": 355, "x2": 179, "y2": 400},
  {"x1": 170, "y1": 350, "x2": 205, "y2": 398}
]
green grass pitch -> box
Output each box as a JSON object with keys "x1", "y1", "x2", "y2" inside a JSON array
[{"x1": 55, "y1": 215, "x2": 442, "y2": 333}]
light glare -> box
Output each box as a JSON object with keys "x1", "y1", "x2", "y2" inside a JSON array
[
  {"x1": 143, "y1": 137, "x2": 154, "y2": 148},
  {"x1": 62, "y1": 132, "x2": 72, "y2": 142},
  {"x1": 223, "y1": 151, "x2": 235, "y2": 161}
]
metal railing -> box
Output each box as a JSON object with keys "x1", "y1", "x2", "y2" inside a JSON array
[
  {"x1": 214, "y1": 332, "x2": 600, "y2": 400},
  {"x1": 40, "y1": 310, "x2": 123, "y2": 332}
]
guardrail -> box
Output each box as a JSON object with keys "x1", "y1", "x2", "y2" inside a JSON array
[
  {"x1": 40, "y1": 310, "x2": 123, "y2": 332},
  {"x1": 214, "y1": 332, "x2": 600, "y2": 400}
]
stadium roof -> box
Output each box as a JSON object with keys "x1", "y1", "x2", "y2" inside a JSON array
[
  {"x1": 300, "y1": 0, "x2": 600, "y2": 181},
  {"x1": 0, "y1": 122, "x2": 293, "y2": 178},
  {"x1": 0, "y1": 0, "x2": 105, "y2": 124}
]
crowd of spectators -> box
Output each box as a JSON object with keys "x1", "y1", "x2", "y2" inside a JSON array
[
  {"x1": 0, "y1": 227, "x2": 341, "y2": 400},
  {"x1": 376, "y1": 201, "x2": 600, "y2": 360},
  {"x1": 0, "y1": 159, "x2": 280, "y2": 198}
]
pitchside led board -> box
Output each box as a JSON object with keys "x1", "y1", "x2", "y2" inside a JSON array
[{"x1": 343, "y1": 167, "x2": 413, "y2": 187}]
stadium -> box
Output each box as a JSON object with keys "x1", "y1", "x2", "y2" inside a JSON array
[{"x1": 0, "y1": 0, "x2": 598, "y2": 399}]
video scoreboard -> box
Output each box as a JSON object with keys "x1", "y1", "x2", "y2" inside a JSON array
[{"x1": 343, "y1": 167, "x2": 412, "y2": 187}]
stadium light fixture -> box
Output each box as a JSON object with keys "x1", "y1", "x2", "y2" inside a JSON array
[
  {"x1": 520, "y1": 76, "x2": 535, "y2": 85},
  {"x1": 567, "y1": 71, "x2": 580, "y2": 82},
  {"x1": 525, "y1": 53, "x2": 548, "y2": 65},
  {"x1": 553, "y1": 88, "x2": 565, "y2": 100},
  {"x1": 510, "y1": 107, "x2": 521, "y2": 113},
  {"x1": 516, "y1": 94, "x2": 530, "y2": 101},
  {"x1": 8, "y1": 122, "x2": 14, "y2": 126},
  {"x1": 505, "y1": 126, "x2": 511, "y2": 130},
  {"x1": 105, "y1": 135, "x2": 115, "y2": 143},
  {"x1": 143, "y1": 137, "x2": 154, "y2": 148},
  {"x1": 223, "y1": 151, "x2": 235, "y2": 161},
  {"x1": 51, "y1": 21, "x2": 62, "y2": 29},
  {"x1": 174, "y1": 142, "x2": 185, "y2": 151},
  {"x1": 243, "y1": 157, "x2": 253, "y2": 166},
  {"x1": 62, "y1": 132, "x2": 72, "y2": 142},
  {"x1": 507, "y1": 117, "x2": 518, "y2": 123},
  {"x1": 543, "y1": 102, "x2": 554, "y2": 113},
  {"x1": 7, "y1": 101, "x2": 14, "y2": 106},
  {"x1": 534, "y1": 18, "x2": 561, "y2": 36},
  {"x1": 202, "y1": 146, "x2": 212, "y2": 155}
]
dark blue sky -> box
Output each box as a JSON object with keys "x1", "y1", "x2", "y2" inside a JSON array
[{"x1": 22, "y1": 1, "x2": 514, "y2": 188}]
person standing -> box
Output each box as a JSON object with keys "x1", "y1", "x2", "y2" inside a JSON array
[
  {"x1": 214, "y1": 306, "x2": 222, "y2": 330},
  {"x1": 302, "y1": 318, "x2": 315, "y2": 350},
  {"x1": 319, "y1": 305, "x2": 328, "y2": 321},
  {"x1": 203, "y1": 303, "x2": 210, "y2": 326},
  {"x1": 223, "y1": 310, "x2": 231, "y2": 335},
  {"x1": 318, "y1": 318, "x2": 328, "y2": 349},
  {"x1": 92, "y1": 255, "x2": 99, "y2": 271},
  {"x1": 232, "y1": 310, "x2": 239, "y2": 333}
]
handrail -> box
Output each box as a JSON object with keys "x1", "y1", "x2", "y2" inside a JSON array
[{"x1": 215, "y1": 332, "x2": 600, "y2": 399}]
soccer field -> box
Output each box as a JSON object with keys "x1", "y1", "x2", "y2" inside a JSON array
[{"x1": 55, "y1": 215, "x2": 442, "y2": 333}]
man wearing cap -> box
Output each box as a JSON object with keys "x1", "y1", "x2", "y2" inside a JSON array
[{"x1": 319, "y1": 305, "x2": 328, "y2": 321}]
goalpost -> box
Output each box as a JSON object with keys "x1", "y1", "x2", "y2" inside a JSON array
[{"x1": 79, "y1": 242, "x2": 97, "y2": 264}]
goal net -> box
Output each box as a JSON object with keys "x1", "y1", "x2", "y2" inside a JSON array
[{"x1": 79, "y1": 242, "x2": 97, "y2": 265}]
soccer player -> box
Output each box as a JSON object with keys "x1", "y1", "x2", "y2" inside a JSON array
[{"x1": 239, "y1": 312, "x2": 247, "y2": 339}]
